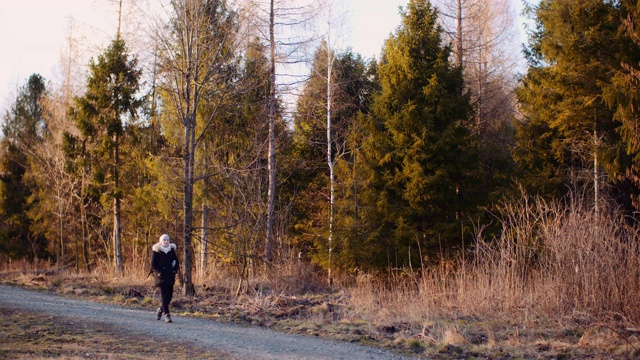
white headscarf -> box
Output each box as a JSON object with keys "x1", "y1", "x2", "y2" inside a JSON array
[{"x1": 154, "y1": 234, "x2": 176, "y2": 254}]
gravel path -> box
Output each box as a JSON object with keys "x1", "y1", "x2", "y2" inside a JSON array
[{"x1": 0, "y1": 285, "x2": 413, "y2": 360}]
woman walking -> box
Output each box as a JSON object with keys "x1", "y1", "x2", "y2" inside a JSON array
[{"x1": 150, "y1": 234, "x2": 181, "y2": 323}]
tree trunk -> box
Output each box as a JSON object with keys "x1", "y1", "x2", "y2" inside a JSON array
[
  {"x1": 265, "y1": 0, "x2": 277, "y2": 264},
  {"x1": 594, "y1": 128, "x2": 599, "y2": 217},
  {"x1": 200, "y1": 202, "x2": 208, "y2": 277},
  {"x1": 57, "y1": 189, "x2": 63, "y2": 267},
  {"x1": 456, "y1": 0, "x2": 463, "y2": 66},
  {"x1": 326, "y1": 39, "x2": 334, "y2": 287},
  {"x1": 74, "y1": 220, "x2": 79, "y2": 274},
  {"x1": 200, "y1": 140, "x2": 209, "y2": 277},
  {"x1": 114, "y1": 196, "x2": 122, "y2": 274},
  {"x1": 113, "y1": 134, "x2": 123, "y2": 274},
  {"x1": 81, "y1": 170, "x2": 90, "y2": 273},
  {"x1": 183, "y1": 112, "x2": 195, "y2": 296}
]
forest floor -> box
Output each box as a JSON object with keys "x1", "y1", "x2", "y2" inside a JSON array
[{"x1": 0, "y1": 270, "x2": 638, "y2": 359}]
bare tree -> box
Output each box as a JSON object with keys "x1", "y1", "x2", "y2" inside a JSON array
[
  {"x1": 319, "y1": 0, "x2": 348, "y2": 286},
  {"x1": 241, "y1": 0, "x2": 320, "y2": 264},
  {"x1": 266, "y1": 0, "x2": 277, "y2": 264},
  {"x1": 433, "y1": 0, "x2": 520, "y2": 134},
  {"x1": 34, "y1": 97, "x2": 81, "y2": 270},
  {"x1": 154, "y1": 0, "x2": 241, "y2": 295}
]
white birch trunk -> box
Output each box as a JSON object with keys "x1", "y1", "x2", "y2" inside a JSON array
[{"x1": 326, "y1": 35, "x2": 334, "y2": 287}]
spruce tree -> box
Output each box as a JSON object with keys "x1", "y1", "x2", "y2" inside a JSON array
[
  {"x1": 67, "y1": 38, "x2": 142, "y2": 274},
  {"x1": 604, "y1": 0, "x2": 640, "y2": 211},
  {"x1": 359, "y1": 0, "x2": 478, "y2": 270},
  {"x1": 0, "y1": 74, "x2": 48, "y2": 259},
  {"x1": 515, "y1": 0, "x2": 624, "y2": 205},
  {"x1": 2, "y1": 74, "x2": 47, "y2": 146}
]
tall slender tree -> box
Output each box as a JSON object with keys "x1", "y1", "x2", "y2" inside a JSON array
[
  {"x1": 67, "y1": 38, "x2": 142, "y2": 274},
  {"x1": 155, "y1": 0, "x2": 240, "y2": 295},
  {"x1": 291, "y1": 44, "x2": 376, "y2": 275},
  {"x1": 243, "y1": 0, "x2": 320, "y2": 264}
]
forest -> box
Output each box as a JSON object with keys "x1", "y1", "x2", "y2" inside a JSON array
[{"x1": 2, "y1": 0, "x2": 640, "y2": 330}]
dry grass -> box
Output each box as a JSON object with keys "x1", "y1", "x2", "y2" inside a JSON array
[
  {"x1": 1, "y1": 192, "x2": 639, "y2": 358},
  {"x1": 349, "y1": 192, "x2": 640, "y2": 358}
]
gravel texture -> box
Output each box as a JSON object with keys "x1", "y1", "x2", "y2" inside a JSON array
[{"x1": 0, "y1": 284, "x2": 413, "y2": 360}]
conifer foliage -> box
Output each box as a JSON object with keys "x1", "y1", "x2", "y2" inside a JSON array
[
  {"x1": 515, "y1": 0, "x2": 633, "y2": 209},
  {"x1": 0, "y1": 74, "x2": 48, "y2": 259},
  {"x1": 66, "y1": 38, "x2": 142, "y2": 274},
  {"x1": 357, "y1": 0, "x2": 479, "y2": 270}
]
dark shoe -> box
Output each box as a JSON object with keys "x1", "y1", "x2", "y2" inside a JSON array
[
  {"x1": 156, "y1": 307, "x2": 162, "y2": 320},
  {"x1": 165, "y1": 314, "x2": 172, "y2": 323}
]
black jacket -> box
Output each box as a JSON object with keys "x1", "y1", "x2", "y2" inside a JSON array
[{"x1": 150, "y1": 243, "x2": 179, "y2": 286}]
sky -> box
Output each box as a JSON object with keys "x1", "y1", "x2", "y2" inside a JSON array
[{"x1": 0, "y1": 0, "x2": 528, "y2": 113}]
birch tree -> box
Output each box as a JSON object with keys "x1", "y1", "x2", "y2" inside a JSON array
[{"x1": 320, "y1": 0, "x2": 349, "y2": 286}]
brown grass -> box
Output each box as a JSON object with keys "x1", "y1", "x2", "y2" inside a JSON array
[
  {"x1": 351, "y1": 193, "x2": 640, "y2": 322},
  {"x1": 349, "y1": 192, "x2": 640, "y2": 358}
]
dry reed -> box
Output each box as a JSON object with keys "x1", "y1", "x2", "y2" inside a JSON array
[{"x1": 351, "y1": 191, "x2": 640, "y2": 328}]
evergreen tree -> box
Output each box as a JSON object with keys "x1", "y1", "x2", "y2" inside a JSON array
[
  {"x1": 604, "y1": 0, "x2": 640, "y2": 211},
  {"x1": 0, "y1": 142, "x2": 33, "y2": 258},
  {"x1": 0, "y1": 74, "x2": 48, "y2": 259},
  {"x1": 67, "y1": 38, "x2": 142, "y2": 274},
  {"x1": 2, "y1": 74, "x2": 47, "y2": 146},
  {"x1": 515, "y1": 0, "x2": 626, "y2": 207},
  {"x1": 358, "y1": 0, "x2": 478, "y2": 270}
]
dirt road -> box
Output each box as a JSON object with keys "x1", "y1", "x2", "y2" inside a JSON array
[{"x1": 0, "y1": 285, "x2": 413, "y2": 359}]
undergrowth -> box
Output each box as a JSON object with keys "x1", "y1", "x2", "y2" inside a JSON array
[{"x1": 1, "y1": 191, "x2": 639, "y2": 358}]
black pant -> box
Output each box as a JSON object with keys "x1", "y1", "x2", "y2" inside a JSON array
[{"x1": 158, "y1": 281, "x2": 174, "y2": 315}]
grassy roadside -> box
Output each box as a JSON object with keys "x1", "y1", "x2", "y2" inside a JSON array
[
  {"x1": 0, "y1": 306, "x2": 230, "y2": 359},
  {"x1": 1, "y1": 270, "x2": 638, "y2": 359}
]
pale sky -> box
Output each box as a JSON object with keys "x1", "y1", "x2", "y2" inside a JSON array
[
  {"x1": 0, "y1": 0, "x2": 115, "y2": 109},
  {"x1": 0, "y1": 0, "x2": 409, "y2": 111},
  {"x1": 0, "y1": 0, "x2": 528, "y2": 114}
]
